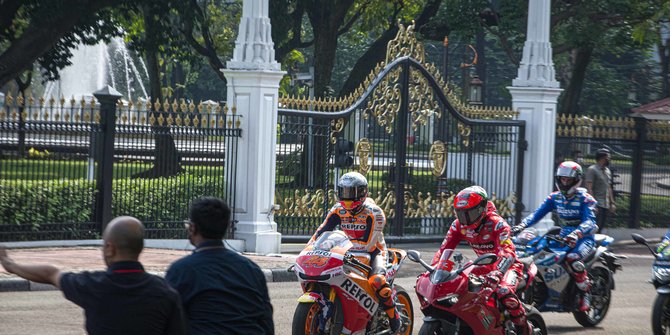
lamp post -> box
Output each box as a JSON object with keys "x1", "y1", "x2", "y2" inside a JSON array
[
  {"x1": 469, "y1": 74, "x2": 483, "y2": 105},
  {"x1": 442, "y1": 36, "x2": 449, "y2": 82}
]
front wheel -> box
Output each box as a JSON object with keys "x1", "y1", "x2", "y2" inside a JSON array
[
  {"x1": 652, "y1": 294, "x2": 670, "y2": 335},
  {"x1": 393, "y1": 285, "x2": 415, "y2": 335},
  {"x1": 526, "y1": 306, "x2": 548, "y2": 335},
  {"x1": 292, "y1": 299, "x2": 343, "y2": 335},
  {"x1": 573, "y1": 267, "x2": 612, "y2": 327},
  {"x1": 418, "y1": 321, "x2": 445, "y2": 335}
]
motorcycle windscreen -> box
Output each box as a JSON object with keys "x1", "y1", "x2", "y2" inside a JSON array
[
  {"x1": 430, "y1": 249, "x2": 457, "y2": 284},
  {"x1": 313, "y1": 231, "x2": 353, "y2": 251}
]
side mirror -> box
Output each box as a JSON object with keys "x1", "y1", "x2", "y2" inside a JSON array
[
  {"x1": 631, "y1": 233, "x2": 648, "y2": 245},
  {"x1": 407, "y1": 250, "x2": 421, "y2": 263},
  {"x1": 453, "y1": 252, "x2": 464, "y2": 264},
  {"x1": 473, "y1": 253, "x2": 497, "y2": 266},
  {"x1": 547, "y1": 226, "x2": 562, "y2": 235},
  {"x1": 407, "y1": 249, "x2": 434, "y2": 272},
  {"x1": 632, "y1": 233, "x2": 660, "y2": 256}
]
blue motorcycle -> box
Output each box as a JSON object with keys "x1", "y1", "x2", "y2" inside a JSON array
[
  {"x1": 513, "y1": 226, "x2": 625, "y2": 327},
  {"x1": 631, "y1": 233, "x2": 670, "y2": 335}
]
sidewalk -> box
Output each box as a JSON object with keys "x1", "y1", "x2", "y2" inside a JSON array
[{"x1": 0, "y1": 227, "x2": 663, "y2": 292}]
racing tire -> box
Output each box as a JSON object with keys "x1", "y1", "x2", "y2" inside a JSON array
[
  {"x1": 526, "y1": 306, "x2": 548, "y2": 335},
  {"x1": 573, "y1": 266, "x2": 611, "y2": 327},
  {"x1": 393, "y1": 285, "x2": 414, "y2": 335},
  {"x1": 292, "y1": 298, "x2": 343, "y2": 335},
  {"x1": 418, "y1": 321, "x2": 445, "y2": 335},
  {"x1": 652, "y1": 294, "x2": 670, "y2": 335}
]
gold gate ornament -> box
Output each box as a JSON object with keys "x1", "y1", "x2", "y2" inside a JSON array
[
  {"x1": 429, "y1": 140, "x2": 447, "y2": 177},
  {"x1": 355, "y1": 138, "x2": 373, "y2": 175}
]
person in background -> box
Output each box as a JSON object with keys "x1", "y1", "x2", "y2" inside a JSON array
[
  {"x1": 166, "y1": 197, "x2": 274, "y2": 335},
  {"x1": 0, "y1": 216, "x2": 186, "y2": 335},
  {"x1": 585, "y1": 148, "x2": 616, "y2": 233}
]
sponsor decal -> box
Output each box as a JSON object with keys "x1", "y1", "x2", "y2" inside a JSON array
[
  {"x1": 305, "y1": 250, "x2": 332, "y2": 257},
  {"x1": 470, "y1": 242, "x2": 494, "y2": 249},
  {"x1": 482, "y1": 234, "x2": 490, "y2": 240},
  {"x1": 339, "y1": 278, "x2": 378, "y2": 314},
  {"x1": 341, "y1": 223, "x2": 367, "y2": 230},
  {"x1": 499, "y1": 232, "x2": 509, "y2": 242},
  {"x1": 302, "y1": 255, "x2": 329, "y2": 268},
  {"x1": 456, "y1": 200, "x2": 468, "y2": 207}
]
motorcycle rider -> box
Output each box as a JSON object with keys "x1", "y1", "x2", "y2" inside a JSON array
[
  {"x1": 512, "y1": 161, "x2": 597, "y2": 312},
  {"x1": 655, "y1": 229, "x2": 670, "y2": 257},
  {"x1": 431, "y1": 186, "x2": 533, "y2": 335},
  {"x1": 309, "y1": 171, "x2": 401, "y2": 333}
]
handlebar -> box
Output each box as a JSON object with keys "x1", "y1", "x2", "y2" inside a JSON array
[{"x1": 344, "y1": 254, "x2": 372, "y2": 274}]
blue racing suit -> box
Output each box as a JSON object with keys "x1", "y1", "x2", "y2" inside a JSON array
[{"x1": 521, "y1": 188, "x2": 597, "y2": 291}]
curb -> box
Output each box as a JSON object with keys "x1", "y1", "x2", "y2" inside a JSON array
[{"x1": 1, "y1": 268, "x2": 298, "y2": 292}]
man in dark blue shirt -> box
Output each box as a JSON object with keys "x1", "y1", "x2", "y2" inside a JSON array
[
  {"x1": 166, "y1": 197, "x2": 274, "y2": 335},
  {"x1": 0, "y1": 216, "x2": 186, "y2": 335}
]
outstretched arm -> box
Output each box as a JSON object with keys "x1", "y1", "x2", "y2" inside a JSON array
[
  {"x1": 521, "y1": 195, "x2": 554, "y2": 228},
  {"x1": 0, "y1": 246, "x2": 62, "y2": 288}
]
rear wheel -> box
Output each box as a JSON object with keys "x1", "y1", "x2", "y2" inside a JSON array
[
  {"x1": 394, "y1": 285, "x2": 414, "y2": 335},
  {"x1": 573, "y1": 267, "x2": 611, "y2": 327},
  {"x1": 652, "y1": 294, "x2": 670, "y2": 335},
  {"x1": 292, "y1": 299, "x2": 343, "y2": 335}
]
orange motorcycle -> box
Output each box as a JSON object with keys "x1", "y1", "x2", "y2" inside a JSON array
[{"x1": 290, "y1": 230, "x2": 414, "y2": 335}]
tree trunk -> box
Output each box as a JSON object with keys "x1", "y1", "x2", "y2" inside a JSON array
[
  {"x1": 560, "y1": 47, "x2": 593, "y2": 116},
  {"x1": 132, "y1": 9, "x2": 182, "y2": 179},
  {"x1": 305, "y1": 0, "x2": 354, "y2": 97}
]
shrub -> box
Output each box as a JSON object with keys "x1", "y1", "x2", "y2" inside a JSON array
[{"x1": 0, "y1": 174, "x2": 226, "y2": 230}]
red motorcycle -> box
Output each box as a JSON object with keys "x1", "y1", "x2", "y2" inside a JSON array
[
  {"x1": 290, "y1": 230, "x2": 414, "y2": 335},
  {"x1": 407, "y1": 249, "x2": 547, "y2": 335}
]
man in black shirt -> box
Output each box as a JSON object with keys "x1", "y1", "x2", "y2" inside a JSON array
[
  {"x1": 0, "y1": 216, "x2": 186, "y2": 335},
  {"x1": 166, "y1": 197, "x2": 274, "y2": 335}
]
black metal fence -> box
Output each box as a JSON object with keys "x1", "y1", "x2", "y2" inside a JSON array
[
  {"x1": 555, "y1": 115, "x2": 670, "y2": 228},
  {"x1": 0, "y1": 90, "x2": 240, "y2": 241}
]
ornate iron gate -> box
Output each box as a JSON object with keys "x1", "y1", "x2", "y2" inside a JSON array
[{"x1": 276, "y1": 24, "x2": 526, "y2": 239}]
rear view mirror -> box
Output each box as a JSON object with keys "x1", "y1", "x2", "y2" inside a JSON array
[
  {"x1": 406, "y1": 250, "x2": 421, "y2": 263},
  {"x1": 631, "y1": 233, "x2": 647, "y2": 245}
]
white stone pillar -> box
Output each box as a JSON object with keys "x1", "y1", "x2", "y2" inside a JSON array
[
  {"x1": 508, "y1": 0, "x2": 563, "y2": 232},
  {"x1": 222, "y1": 0, "x2": 284, "y2": 254}
]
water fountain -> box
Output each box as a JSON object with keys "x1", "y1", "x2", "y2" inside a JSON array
[{"x1": 43, "y1": 37, "x2": 149, "y2": 101}]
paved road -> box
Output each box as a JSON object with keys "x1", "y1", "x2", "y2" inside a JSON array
[{"x1": 0, "y1": 245, "x2": 658, "y2": 335}]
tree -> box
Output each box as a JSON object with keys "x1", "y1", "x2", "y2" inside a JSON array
[
  {"x1": 440, "y1": 0, "x2": 658, "y2": 116},
  {"x1": 0, "y1": 0, "x2": 135, "y2": 88}
]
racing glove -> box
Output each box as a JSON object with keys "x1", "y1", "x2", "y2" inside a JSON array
[
  {"x1": 483, "y1": 270, "x2": 503, "y2": 288},
  {"x1": 565, "y1": 230, "x2": 583, "y2": 248},
  {"x1": 511, "y1": 223, "x2": 526, "y2": 236},
  {"x1": 657, "y1": 239, "x2": 670, "y2": 256}
]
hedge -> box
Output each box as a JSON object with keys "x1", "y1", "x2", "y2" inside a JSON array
[{"x1": 0, "y1": 174, "x2": 226, "y2": 229}]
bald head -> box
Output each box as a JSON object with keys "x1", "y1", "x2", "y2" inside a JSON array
[{"x1": 103, "y1": 216, "x2": 145, "y2": 260}]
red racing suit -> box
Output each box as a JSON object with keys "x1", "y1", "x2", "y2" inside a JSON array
[{"x1": 431, "y1": 201, "x2": 527, "y2": 325}]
